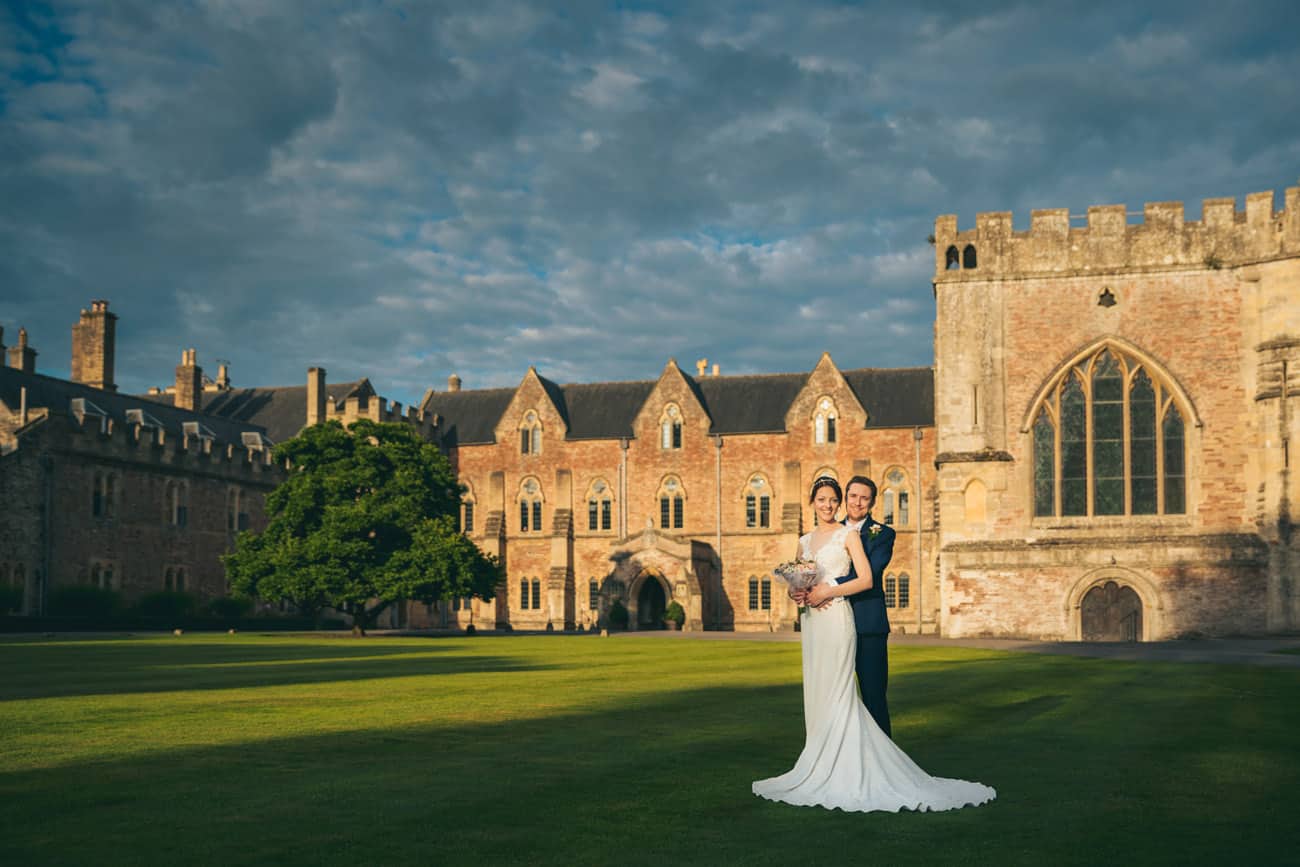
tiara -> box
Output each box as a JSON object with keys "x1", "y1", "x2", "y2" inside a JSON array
[{"x1": 814, "y1": 475, "x2": 836, "y2": 482}]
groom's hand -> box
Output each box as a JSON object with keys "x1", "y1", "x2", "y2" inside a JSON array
[{"x1": 806, "y1": 584, "x2": 834, "y2": 608}]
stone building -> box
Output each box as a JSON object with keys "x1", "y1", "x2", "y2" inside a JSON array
[
  {"x1": 415, "y1": 184, "x2": 1299, "y2": 640},
  {"x1": 5, "y1": 184, "x2": 1296, "y2": 641},
  {"x1": 416, "y1": 357, "x2": 938, "y2": 633},
  {"x1": 0, "y1": 304, "x2": 280, "y2": 614},
  {"x1": 0, "y1": 302, "x2": 433, "y2": 616},
  {"x1": 931, "y1": 186, "x2": 1299, "y2": 640}
]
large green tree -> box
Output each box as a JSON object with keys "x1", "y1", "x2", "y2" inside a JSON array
[{"x1": 225, "y1": 419, "x2": 500, "y2": 633}]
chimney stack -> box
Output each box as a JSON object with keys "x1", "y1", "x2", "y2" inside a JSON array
[
  {"x1": 307, "y1": 367, "x2": 327, "y2": 426},
  {"x1": 712, "y1": 363, "x2": 719, "y2": 377},
  {"x1": 215, "y1": 362, "x2": 230, "y2": 391},
  {"x1": 447, "y1": 373, "x2": 462, "y2": 392},
  {"x1": 695, "y1": 358, "x2": 708, "y2": 377},
  {"x1": 70, "y1": 300, "x2": 118, "y2": 392},
  {"x1": 174, "y1": 348, "x2": 203, "y2": 411},
  {"x1": 7, "y1": 327, "x2": 37, "y2": 373}
]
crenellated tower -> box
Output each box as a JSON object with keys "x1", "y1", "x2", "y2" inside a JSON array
[{"x1": 931, "y1": 186, "x2": 1300, "y2": 639}]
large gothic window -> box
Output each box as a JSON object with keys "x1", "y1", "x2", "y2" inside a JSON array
[{"x1": 1031, "y1": 346, "x2": 1188, "y2": 518}]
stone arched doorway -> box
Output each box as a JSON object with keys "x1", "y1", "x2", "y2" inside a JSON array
[
  {"x1": 629, "y1": 568, "x2": 671, "y2": 631},
  {"x1": 1081, "y1": 581, "x2": 1143, "y2": 641},
  {"x1": 637, "y1": 575, "x2": 667, "y2": 630}
]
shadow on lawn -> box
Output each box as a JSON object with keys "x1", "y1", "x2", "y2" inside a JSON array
[
  {"x1": 0, "y1": 638, "x2": 564, "y2": 702},
  {"x1": 3, "y1": 654, "x2": 1298, "y2": 866}
]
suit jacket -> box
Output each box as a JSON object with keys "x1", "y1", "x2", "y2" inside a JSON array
[{"x1": 835, "y1": 517, "x2": 894, "y2": 635}]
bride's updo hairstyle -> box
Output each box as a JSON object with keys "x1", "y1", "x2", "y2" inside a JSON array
[{"x1": 809, "y1": 475, "x2": 842, "y2": 504}]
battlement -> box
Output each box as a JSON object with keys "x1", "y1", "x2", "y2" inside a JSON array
[
  {"x1": 60, "y1": 411, "x2": 283, "y2": 478},
  {"x1": 934, "y1": 186, "x2": 1300, "y2": 281},
  {"x1": 325, "y1": 392, "x2": 440, "y2": 439}
]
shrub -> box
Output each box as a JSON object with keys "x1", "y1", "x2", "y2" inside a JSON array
[
  {"x1": 49, "y1": 585, "x2": 121, "y2": 618},
  {"x1": 135, "y1": 591, "x2": 197, "y2": 621},
  {"x1": 0, "y1": 585, "x2": 23, "y2": 614},
  {"x1": 663, "y1": 600, "x2": 685, "y2": 627},
  {"x1": 207, "y1": 596, "x2": 252, "y2": 621},
  {"x1": 607, "y1": 599, "x2": 629, "y2": 630}
]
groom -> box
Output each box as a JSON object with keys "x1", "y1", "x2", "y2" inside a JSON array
[{"x1": 834, "y1": 476, "x2": 895, "y2": 738}]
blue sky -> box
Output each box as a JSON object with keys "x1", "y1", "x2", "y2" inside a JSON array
[{"x1": 2, "y1": 0, "x2": 1298, "y2": 407}]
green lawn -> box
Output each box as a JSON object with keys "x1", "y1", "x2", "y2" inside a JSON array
[{"x1": 2, "y1": 634, "x2": 1297, "y2": 866}]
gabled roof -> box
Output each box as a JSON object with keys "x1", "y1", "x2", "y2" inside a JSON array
[
  {"x1": 421, "y1": 387, "x2": 516, "y2": 446},
  {"x1": 0, "y1": 365, "x2": 269, "y2": 444},
  {"x1": 843, "y1": 367, "x2": 934, "y2": 427},
  {"x1": 184, "y1": 381, "x2": 368, "y2": 444},
  {"x1": 420, "y1": 365, "x2": 934, "y2": 443}
]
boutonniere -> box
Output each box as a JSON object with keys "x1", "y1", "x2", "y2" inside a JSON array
[{"x1": 867, "y1": 522, "x2": 883, "y2": 538}]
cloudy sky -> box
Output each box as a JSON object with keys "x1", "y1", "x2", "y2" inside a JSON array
[{"x1": 3, "y1": 1, "x2": 1298, "y2": 406}]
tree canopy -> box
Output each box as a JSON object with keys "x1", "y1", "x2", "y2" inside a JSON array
[{"x1": 225, "y1": 419, "x2": 500, "y2": 632}]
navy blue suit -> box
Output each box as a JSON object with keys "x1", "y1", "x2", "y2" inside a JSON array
[{"x1": 835, "y1": 517, "x2": 894, "y2": 738}]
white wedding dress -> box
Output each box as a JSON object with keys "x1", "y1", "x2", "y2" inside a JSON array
[{"x1": 752, "y1": 525, "x2": 996, "y2": 812}]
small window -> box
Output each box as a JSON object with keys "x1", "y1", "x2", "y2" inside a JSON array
[
  {"x1": 520, "y1": 502, "x2": 529, "y2": 532},
  {"x1": 463, "y1": 502, "x2": 474, "y2": 534},
  {"x1": 531, "y1": 578, "x2": 541, "y2": 610},
  {"x1": 963, "y1": 244, "x2": 977, "y2": 269},
  {"x1": 945, "y1": 245, "x2": 960, "y2": 270},
  {"x1": 532, "y1": 501, "x2": 542, "y2": 532},
  {"x1": 660, "y1": 496, "x2": 671, "y2": 529},
  {"x1": 520, "y1": 578, "x2": 529, "y2": 609},
  {"x1": 588, "y1": 500, "x2": 599, "y2": 531},
  {"x1": 760, "y1": 495, "x2": 770, "y2": 528},
  {"x1": 660, "y1": 405, "x2": 683, "y2": 450},
  {"x1": 760, "y1": 579, "x2": 771, "y2": 610},
  {"x1": 520, "y1": 429, "x2": 530, "y2": 455},
  {"x1": 746, "y1": 495, "x2": 757, "y2": 528},
  {"x1": 601, "y1": 499, "x2": 611, "y2": 530},
  {"x1": 92, "y1": 473, "x2": 104, "y2": 517},
  {"x1": 588, "y1": 578, "x2": 599, "y2": 609},
  {"x1": 237, "y1": 512, "x2": 249, "y2": 531},
  {"x1": 884, "y1": 574, "x2": 897, "y2": 608},
  {"x1": 673, "y1": 496, "x2": 683, "y2": 529},
  {"x1": 897, "y1": 574, "x2": 910, "y2": 608},
  {"x1": 898, "y1": 491, "x2": 909, "y2": 526},
  {"x1": 748, "y1": 577, "x2": 759, "y2": 611},
  {"x1": 883, "y1": 490, "x2": 895, "y2": 525},
  {"x1": 827, "y1": 416, "x2": 836, "y2": 443}
]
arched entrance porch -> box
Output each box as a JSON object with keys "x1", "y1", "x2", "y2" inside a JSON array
[{"x1": 629, "y1": 568, "x2": 671, "y2": 631}]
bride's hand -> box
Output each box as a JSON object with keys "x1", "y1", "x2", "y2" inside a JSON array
[{"x1": 806, "y1": 584, "x2": 834, "y2": 608}]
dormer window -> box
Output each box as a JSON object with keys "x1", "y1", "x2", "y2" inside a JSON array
[
  {"x1": 126, "y1": 408, "x2": 165, "y2": 429},
  {"x1": 519, "y1": 411, "x2": 542, "y2": 455},
  {"x1": 182, "y1": 420, "x2": 216, "y2": 441},
  {"x1": 814, "y1": 397, "x2": 838, "y2": 445},
  {"x1": 660, "y1": 404, "x2": 683, "y2": 450},
  {"x1": 70, "y1": 398, "x2": 109, "y2": 433}
]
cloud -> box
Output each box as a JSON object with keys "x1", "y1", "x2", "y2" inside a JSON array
[{"x1": 1, "y1": 0, "x2": 1298, "y2": 409}]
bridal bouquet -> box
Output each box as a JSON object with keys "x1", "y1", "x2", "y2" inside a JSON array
[{"x1": 772, "y1": 558, "x2": 819, "y2": 595}]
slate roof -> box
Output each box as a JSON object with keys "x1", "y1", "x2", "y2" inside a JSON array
[
  {"x1": 420, "y1": 366, "x2": 934, "y2": 444},
  {"x1": 844, "y1": 367, "x2": 935, "y2": 428},
  {"x1": 421, "y1": 387, "x2": 516, "y2": 446},
  {"x1": 0, "y1": 365, "x2": 269, "y2": 444},
  {"x1": 695, "y1": 372, "x2": 809, "y2": 434},
  {"x1": 169, "y1": 380, "x2": 370, "y2": 444}
]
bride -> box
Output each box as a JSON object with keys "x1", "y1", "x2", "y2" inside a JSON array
[{"x1": 752, "y1": 476, "x2": 996, "y2": 813}]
